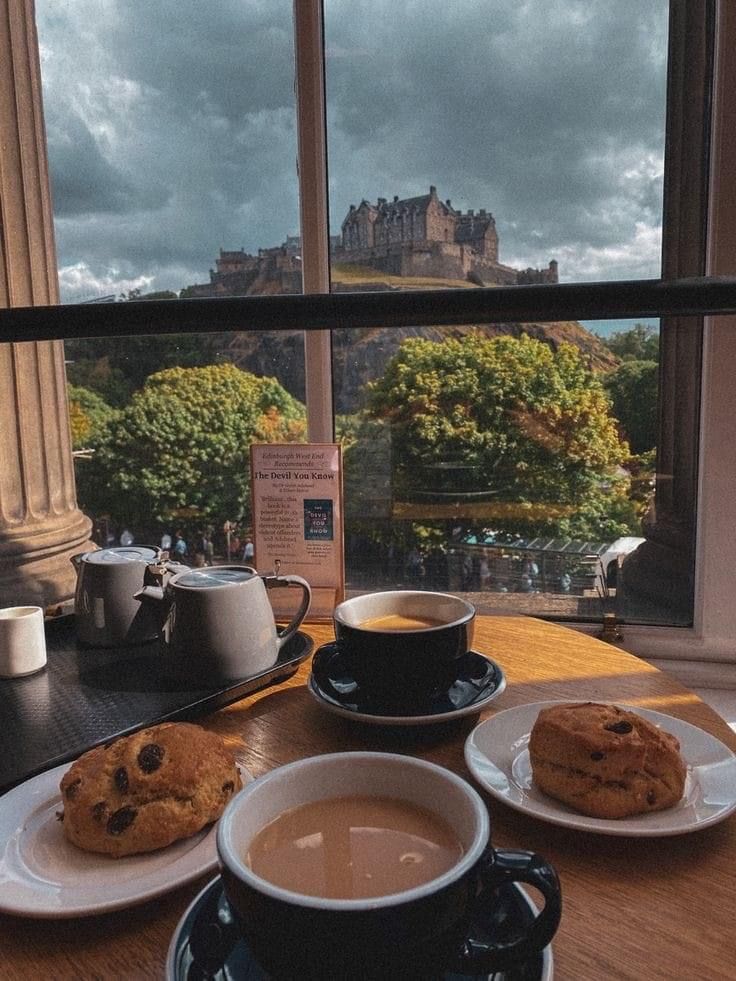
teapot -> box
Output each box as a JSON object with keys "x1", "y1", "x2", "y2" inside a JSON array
[
  {"x1": 135, "y1": 564, "x2": 311, "y2": 682},
  {"x1": 71, "y1": 545, "x2": 186, "y2": 648}
]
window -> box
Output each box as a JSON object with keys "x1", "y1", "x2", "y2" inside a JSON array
[
  {"x1": 323, "y1": 0, "x2": 687, "y2": 628},
  {"x1": 2, "y1": 1, "x2": 735, "y2": 679}
]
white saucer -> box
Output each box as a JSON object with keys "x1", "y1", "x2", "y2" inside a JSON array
[
  {"x1": 465, "y1": 700, "x2": 736, "y2": 837},
  {"x1": 0, "y1": 759, "x2": 253, "y2": 917}
]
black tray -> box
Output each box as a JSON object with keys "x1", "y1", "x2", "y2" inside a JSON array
[{"x1": 0, "y1": 617, "x2": 313, "y2": 796}]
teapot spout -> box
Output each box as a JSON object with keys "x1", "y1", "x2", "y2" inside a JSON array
[
  {"x1": 70, "y1": 550, "x2": 91, "y2": 570},
  {"x1": 133, "y1": 582, "x2": 172, "y2": 637},
  {"x1": 134, "y1": 584, "x2": 166, "y2": 603}
]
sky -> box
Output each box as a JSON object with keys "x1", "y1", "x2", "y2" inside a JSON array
[{"x1": 35, "y1": 0, "x2": 668, "y2": 332}]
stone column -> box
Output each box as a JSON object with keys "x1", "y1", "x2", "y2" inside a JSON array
[{"x1": 0, "y1": 0, "x2": 93, "y2": 608}]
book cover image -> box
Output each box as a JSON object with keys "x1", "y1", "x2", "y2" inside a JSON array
[{"x1": 304, "y1": 499, "x2": 333, "y2": 541}]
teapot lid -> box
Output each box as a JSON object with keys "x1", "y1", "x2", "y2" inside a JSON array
[
  {"x1": 174, "y1": 567, "x2": 256, "y2": 589},
  {"x1": 85, "y1": 546, "x2": 159, "y2": 565}
]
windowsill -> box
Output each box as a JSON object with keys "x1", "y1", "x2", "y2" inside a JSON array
[{"x1": 690, "y1": 687, "x2": 736, "y2": 732}]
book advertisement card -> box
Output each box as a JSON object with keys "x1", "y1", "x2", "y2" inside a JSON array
[{"x1": 250, "y1": 444, "x2": 344, "y2": 621}]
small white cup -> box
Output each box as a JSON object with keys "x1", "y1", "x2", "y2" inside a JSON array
[{"x1": 0, "y1": 606, "x2": 47, "y2": 678}]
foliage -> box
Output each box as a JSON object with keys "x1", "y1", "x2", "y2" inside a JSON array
[
  {"x1": 67, "y1": 385, "x2": 117, "y2": 450},
  {"x1": 75, "y1": 363, "x2": 306, "y2": 533},
  {"x1": 65, "y1": 356, "x2": 133, "y2": 408},
  {"x1": 603, "y1": 360, "x2": 659, "y2": 454},
  {"x1": 366, "y1": 334, "x2": 638, "y2": 541},
  {"x1": 597, "y1": 323, "x2": 659, "y2": 362},
  {"x1": 65, "y1": 332, "x2": 221, "y2": 406},
  {"x1": 118, "y1": 289, "x2": 179, "y2": 302},
  {"x1": 64, "y1": 292, "x2": 222, "y2": 406}
]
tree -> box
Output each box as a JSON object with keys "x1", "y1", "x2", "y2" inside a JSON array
[
  {"x1": 65, "y1": 333, "x2": 221, "y2": 405},
  {"x1": 603, "y1": 359, "x2": 659, "y2": 455},
  {"x1": 65, "y1": 293, "x2": 221, "y2": 405},
  {"x1": 76, "y1": 363, "x2": 306, "y2": 533},
  {"x1": 67, "y1": 385, "x2": 117, "y2": 450},
  {"x1": 597, "y1": 323, "x2": 659, "y2": 362},
  {"x1": 366, "y1": 334, "x2": 638, "y2": 541}
]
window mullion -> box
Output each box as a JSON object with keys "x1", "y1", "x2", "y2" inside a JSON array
[{"x1": 293, "y1": 0, "x2": 333, "y2": 442}]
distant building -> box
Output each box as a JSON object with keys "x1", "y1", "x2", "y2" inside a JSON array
[
  {"x1": 337, "y1": 186, "x2": 557, "y2": 286},
  {"x1": 181, "y1": 185, "x2": 557, "y2": 296}
]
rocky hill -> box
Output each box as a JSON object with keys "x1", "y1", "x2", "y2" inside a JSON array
[{"x1": 220, "y1": 264, "x2": 618, "y2": 413}]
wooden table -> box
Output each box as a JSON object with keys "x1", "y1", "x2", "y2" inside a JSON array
[{"x1": 2, "y1": 616, "x2": 735, "y2": 980}]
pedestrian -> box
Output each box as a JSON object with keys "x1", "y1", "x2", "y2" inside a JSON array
[
  {"x1": 173, "y1": 530, "x2": 188, "y2": 562},
  {"x1": 242, "y1": 537, "x2": 255, "y2": 564}
]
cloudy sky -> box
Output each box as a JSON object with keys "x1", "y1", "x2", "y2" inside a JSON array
[{"x1": 36, "y1": 0, "x2": 668, "y2": 315}]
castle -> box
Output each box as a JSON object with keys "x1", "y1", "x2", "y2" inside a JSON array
[
  {"x1": 182, "y1": 185, "x2": 557, "y2": 297},
  {"x1": 337, "y1": 185, "x2": 557, "y2": 285}
]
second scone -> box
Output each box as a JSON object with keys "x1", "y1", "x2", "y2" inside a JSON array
[{"x1": 528, "y1": 701, "x2": 686, "y2": 819}]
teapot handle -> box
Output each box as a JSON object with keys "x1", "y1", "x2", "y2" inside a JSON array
[{"x1": 262, "y1": 574, "x2": 312, "y2": 648}]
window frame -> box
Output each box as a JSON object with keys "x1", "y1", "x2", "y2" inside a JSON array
[{"x1": 3, "y1": 0, "x2": 736, "y2": 681}]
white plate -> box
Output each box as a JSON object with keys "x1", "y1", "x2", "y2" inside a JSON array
[
  {"x1": 0, "y1": 759, "x2": 253, "y2": 918},
  {"x1": 465, "y1": 700, "x2": 736, "y2": 837}
]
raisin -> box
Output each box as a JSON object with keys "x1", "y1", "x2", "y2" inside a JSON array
[
  {"x1": 137, "y1": 743, "x2": 165, "y2": 773},
  {"x1": 65, "y1": 778, "x2": 81, "y2": 800},
  {"x1": 222, "y1": 781, "x2": 235, "y2": 795},
  {"x1": 114, "y1": 766, "x2": 129, "y2": 792},
  {"x1": 55, "y1": 810, "x2": 64, "y2": 822},
  {"x1": 92, "y1": 801, "x2": 108, "y2": 823},
  {"x1": 590, "y1": 751, "x2": 605, "y2": 761},
  {"x1": 107, "y1": 806, "x2": 137, "y2": 835},
  {"x1": 604, "y1": 720, "x2": 633, "y2": 734},
  {"x1": 647, "y1": 790, "x2": 657, "y2": 805}
]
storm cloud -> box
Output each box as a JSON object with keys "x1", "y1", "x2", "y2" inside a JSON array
[{"x1": 35, "y1": 0, "x2": 668, "y2": 303}]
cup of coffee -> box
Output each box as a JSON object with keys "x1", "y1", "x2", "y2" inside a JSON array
[
  {"x1": 332, "y1": 590, "x2": 475, "y2": 709},
  {"x1": 217, "y1": 752, "x2": 561, "y2": 980}
]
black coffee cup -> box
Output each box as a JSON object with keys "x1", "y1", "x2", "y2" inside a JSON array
[
  {"x1": 217, "y1": 752, "x2": 561, "y2": 980},
  {"x1": 332, "y1": 590, "x2": 475, "y2": 710}
]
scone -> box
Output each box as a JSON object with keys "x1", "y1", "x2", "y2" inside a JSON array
[
  {"x1": 59, "y1": 722, "x2": 242, "y2": 857},
  {"x1": 528, "y1": 701, "x2": 686, "y2": 819}
]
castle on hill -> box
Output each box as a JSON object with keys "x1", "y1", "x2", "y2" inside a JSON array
[{"x1": 182, "y1": 185, "x2": 558, "y2": 297}]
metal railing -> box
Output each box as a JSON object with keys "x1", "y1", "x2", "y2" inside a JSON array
[{"x1": 1, "y1": 276, "x2": 736, "y2": 343}]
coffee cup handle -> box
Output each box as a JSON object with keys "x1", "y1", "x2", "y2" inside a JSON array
[
  {"x1": 452, "y1": 847, "x2": 562, "y2": 975},
  {"x1": 262, "y1": 574, "x2": 312, "y2": 649}
]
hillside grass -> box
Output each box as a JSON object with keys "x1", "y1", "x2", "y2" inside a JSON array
[{"x1": 331, "y1": 263, "x2": 480, "y2": 290}]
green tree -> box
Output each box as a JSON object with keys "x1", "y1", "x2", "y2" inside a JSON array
[
  {"x1": 597, "y1": 323, "x2": 659, "y2": 362},
  {"x1": 76, "y1": 363, "x2": 306, "y2": 532},
  {"x1": 65, "y1": 333, "x2": 221, "y2": 405},
  {"x1": 367, "y1": 334, "x2": 638, "y2": 541},
  {"x1": 67, "y1": 385, "x2": 117, "y2": 450},
  {"x1": 65, "y1": 290, "x2": 222, "y2": 405},
  {"x1": 603, "y1": 360, "x2": 659, "y2": 454}
]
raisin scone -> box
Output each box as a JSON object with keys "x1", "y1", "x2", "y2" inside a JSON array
[
  {"x1": 59, "y1": 722, "x2": 242, "y2": 857},
  {"x1": 528, "y1": 701, "x2": 686, "y2": 819}
]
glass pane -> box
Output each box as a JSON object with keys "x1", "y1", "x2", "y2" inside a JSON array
[
  {"x1": 324, "y1": 1, "x2": 681, "y2": 626},
  {"x1": 36, "y1": 2, "x2": 307, "y2": 561},
  {"x1": 333, "y1": 317, "x2": 675, "y2": 624}
]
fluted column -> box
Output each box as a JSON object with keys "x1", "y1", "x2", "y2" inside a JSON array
[{"x1": 0, "y1": 0, "x2": 93, "y2": 608}]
